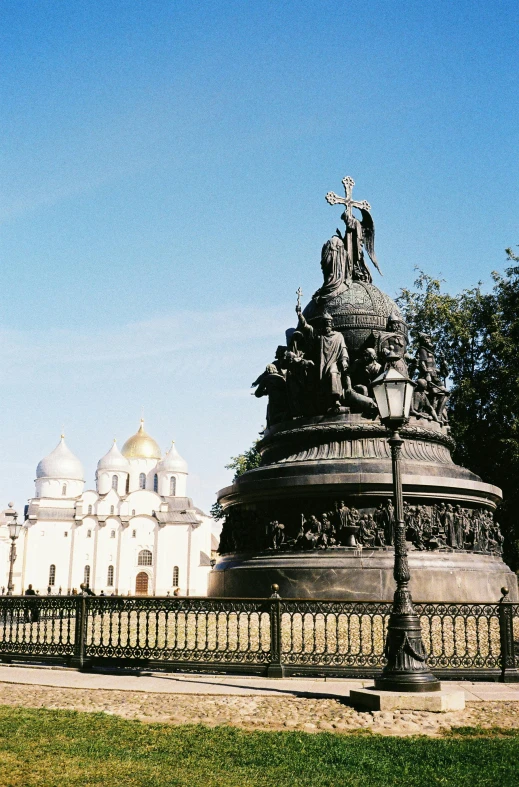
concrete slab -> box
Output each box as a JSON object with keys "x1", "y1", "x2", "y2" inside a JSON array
[
  {"x1": 464, "y1": 691, "x2": 519, "y2": 701},
  {"x1": 459, "y1": 683, "x2": 519, "y2": 701},
  {"x1": 1, "y1": 666, "x2": 519, "y2": 705},
  {"x1": 0, "y1": 665, "x2": 368, "y2": 698},
  {"x1": 349, "y1": 685, "x2": 465, "y2": 712}
]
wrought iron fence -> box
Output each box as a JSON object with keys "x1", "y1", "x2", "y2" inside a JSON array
[{"x1": 0, "y1": 592, "x2": 518, "y2": 681}]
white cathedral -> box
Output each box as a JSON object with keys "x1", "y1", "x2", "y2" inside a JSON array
[{"x1": 0, "y1": 420, "x2": 214, "y2": 596}]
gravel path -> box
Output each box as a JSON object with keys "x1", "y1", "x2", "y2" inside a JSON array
[{"x1": 1, "y1": 681, "x2": 518, "y2": 736}]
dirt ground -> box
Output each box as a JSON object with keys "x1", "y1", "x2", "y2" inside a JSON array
[{"x1": 1, "y1": 681, "x2": 518, "y2": 736}]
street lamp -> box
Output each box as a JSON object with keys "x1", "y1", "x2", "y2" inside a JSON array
[
  {"x1": 371, "y1": 365, "x2": 440, "y2": 692},
  {"x1": 5, "y1": 503, "x2": 23, "y2": 596}
]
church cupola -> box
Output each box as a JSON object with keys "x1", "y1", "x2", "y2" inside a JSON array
[
  {"x1": 156, "y1": 441, "x2": 188, "y2": 497},
  {"x1": 121, "y1": 419, "x2": 162, "y2": 492},
  {"x1": 96, "y1": 439, "x2": 130, "y2": 495},
  {"x1": 121, "y1": 419, "x2": 161, "y2": 460},
  {"x1": 35, "y1": 435, "x2": 85, "y2": 499}
]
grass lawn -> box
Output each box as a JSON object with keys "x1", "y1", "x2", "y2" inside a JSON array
[{"x1": 0, "y1": 706, "x2": 518, "y2": 787}]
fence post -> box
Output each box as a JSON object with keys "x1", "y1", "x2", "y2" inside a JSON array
[
  {"x1": 498, "y1": 587, "x2": 519, "y2": 683},
  {"x1": 72, "y1": 595, "x2": 89, "y2": 671},
  {"x1": 268, "y1": 584, "x2": 285, "y2": 678}
]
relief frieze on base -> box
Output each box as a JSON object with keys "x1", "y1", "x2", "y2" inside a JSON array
[
  {"x1": 257, "y1": 419, "x2": 456, "y2": 467},
  {"x1": 218, "y1": 499, "x2": 503, "y2": 558},
  {"x1": 264, "y1": 436, "x2": 453, "y2": 466}
]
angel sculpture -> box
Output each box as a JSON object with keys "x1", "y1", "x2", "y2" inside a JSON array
[{"x1": 325, "y1": 176, "x2": 381, "y2": 284}]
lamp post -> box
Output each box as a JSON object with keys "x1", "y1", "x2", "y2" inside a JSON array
[
  {"x1": 5, "y1": 504, "x2": 23, "y2": 596},
  {"x1": 371, "y1": 365, "x2": 440, "y2": 692}
]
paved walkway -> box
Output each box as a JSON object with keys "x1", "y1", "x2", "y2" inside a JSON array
[{"x1": 1, "y1": 663, "x2": 519, "y2": 701}]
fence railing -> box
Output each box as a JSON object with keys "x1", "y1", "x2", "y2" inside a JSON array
[{"x1": 0, "y1": 591, "x2": 518, "y2": 681}]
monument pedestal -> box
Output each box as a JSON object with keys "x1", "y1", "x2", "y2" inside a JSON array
[
  {"x1": 210, "y1": 545, "x2": 518, "y2": 602},
  {"x1": 212, "y1": 412, "x2": 518, "y2": 602}
]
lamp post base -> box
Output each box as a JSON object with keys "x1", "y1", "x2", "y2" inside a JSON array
[
  {"x1": 374, "y1": 673, "x2": 441, "y2": 693},
  {"x1": 350, "y1": 686, "x2": 464, "y2": 712},
  {"x1": 375, "y1": 611, "x2": 441, "y2": 692}
]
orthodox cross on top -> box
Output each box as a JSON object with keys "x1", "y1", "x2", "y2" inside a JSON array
[
  {"x1": 325, "y1": 176, "x2": 371, "y2": 219},
  {"x1": 324, "y1": 176, "x2": 381, "y2": 279}
]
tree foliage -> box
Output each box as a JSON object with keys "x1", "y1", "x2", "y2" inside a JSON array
[
  {"x1": 397, "y1": 253, "x2": 519, "y2": 569},
  {"x1": 210, "y1": 443, "x2": 261, "y2": 522},
  {"x1": 225, "y1": 444, "x2": 262, "y2": 480}
]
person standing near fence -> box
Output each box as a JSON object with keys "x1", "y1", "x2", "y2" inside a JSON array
[{"x1": 24, "y1": 584, "x2": 39, "y2": 622}]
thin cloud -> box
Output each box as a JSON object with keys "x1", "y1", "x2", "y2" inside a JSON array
[{"x1": 0, "y1": 305, "x2": 289, "y2": 374}]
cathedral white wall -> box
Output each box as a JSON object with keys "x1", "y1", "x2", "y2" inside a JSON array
[
  {"x1": 7, "y1": 514, "x2": 212, "y2": 596},
  {"x1": 125, "y1": 489, "x2": 160, "y2": 509},
  {"x1": 127, "y1": 458, "x2": 159, "y2": 493},
  {"x1": 23, "y1": 521, "x2": 74, "y2": 592},
  {"x1": 97, "y1": 471, "x2": 128, "y2": 496},
  {"x1": 190, "y1": 517, "x2": 213, "y2": 595},
  {"x1": 36, "y1": 478, "x2": 84, "y2": 499},
  {"x1": 155, "y1": 525, "x2": 188, "y2": 594},
  {"x1": 158, "y1": 472, "x2": 187, "y2": 497},
  {"x1": 69, "y1": 518, "x2": 96, "y2": 591}
]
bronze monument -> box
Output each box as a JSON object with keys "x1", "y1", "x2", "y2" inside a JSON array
[{"x1": 210, "y1": 178, "x2": 518, "y2": 601}]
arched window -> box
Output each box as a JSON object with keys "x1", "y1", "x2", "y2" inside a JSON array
[
  {"x1": 107, "y1": 565, "x2": 114, "y2": 586},
  {"x1": 112, "y1": 475, "x2": 118, "y2": 491},
  {"x1": 153, "y1": 474, "x2": 158, "y2": 493},
  {"x1": 132, "y1": 529, "x2": 136, "y2": 538},
  {"x1": 139, "y1": 473, "x2": 146, "y2": 490},
  {"x1": 88, "y1": 505, "x2": 92, "y2": 514},
  {"x1": 170, "y1": 476, "x2": 176, "y2": 496},
  {"x1": 126, "y1": 476, "x2": 130, "y2": 494},
  {"x1": 132, "y1": 509, "x2": 135, "y2": 516},
  {"x1": 138, "y1": 549, "x2": 153, "y2": 566},
  {"x1": 87, "y1": 529, "x2": 92, "y2": 538},
  {"x1": 62, "y1": 484, "x2": 67, "y2": 496},
  {"x1": 64, "y1": 531, "x2": 68, "y2": 538},
  {"x1": 173, "y1": 566, "x2": 179, "y2": 587},
  {"x1": 49, "y1": 564, "x2": 56, "y2": 586},
  {"x1": 110, "y1": 505, "x2": 114, "y2": 514},
  {"x1": 83, "y1": 565, "x2": 91, "y2": 585},
  {"x1": 110, "y1": 529, "x2": 116, "y2": 538}
]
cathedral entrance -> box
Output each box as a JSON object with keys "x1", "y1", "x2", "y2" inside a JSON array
[{"x1": 135, "y1": 572, "x2": 149, "y2": 595}]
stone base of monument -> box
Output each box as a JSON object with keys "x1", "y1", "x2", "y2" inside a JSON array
[
  {"x1": 209, "y1": 549, "x2": 518, "y2": 601},
  {"x1": 349, "y1": 685, "x2": 465, "y2": 712}
]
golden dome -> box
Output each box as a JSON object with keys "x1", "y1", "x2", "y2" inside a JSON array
[{"x1": 121, "y1": 419, "x2": 161, "y2": 460}]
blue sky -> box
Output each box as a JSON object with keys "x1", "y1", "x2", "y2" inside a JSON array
[{"x1": 1, "y1": 0, "x2": 518, "y2": 513}]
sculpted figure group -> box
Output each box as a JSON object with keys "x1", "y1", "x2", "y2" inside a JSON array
[
  {"x1": 218, "y1": 500, "x2": 503, "y2": 556},
  {"x1": 252, "y1": 259, "x2": 450, "y2": 427},
  {"x1": 402, "y1": 502, "x2": 502, "y2": 553},
  {"x1": 251, "y1": 179, "x2": 450, "y2": 425}
]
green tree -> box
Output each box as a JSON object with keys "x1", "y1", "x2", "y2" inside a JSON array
[
  {"x1": 225, "y1": 444, "x2": 262, "y2": 480},
  {"x1": 210, "y1": 443, "x2": 261, "y2": 521},
  {"x1": 397, "y1": 253, "x2": 519, "y2": 569}
]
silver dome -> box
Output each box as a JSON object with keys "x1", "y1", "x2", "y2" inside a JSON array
[
  {"x1": 36, "y1": 436, "x2": 84, "y2": 481},
  {"x1": 156, "y1": 441, "x2": 188, "y2": 474},
  {"x1": 97, "y1": 440, "x2": 130, "y2": 473}
]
